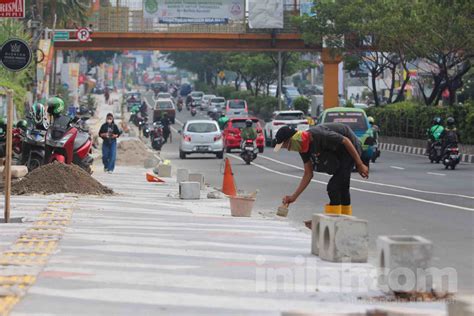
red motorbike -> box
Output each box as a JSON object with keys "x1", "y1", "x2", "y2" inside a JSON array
[{"x1": 45, "y1": 116, "x2": 94, "y2": 174}]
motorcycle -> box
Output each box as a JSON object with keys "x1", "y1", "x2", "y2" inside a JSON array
[
  {"x1": 190, "y1": 107, "x2": 197, "y2": 117},
  {"x1": 142, "y1": 123, "x2": 151, "y2": 138},
  {"x1": 240, "y1": 139, "x2": 258, "y2": 165},
  {"x1": 137, "y1": 115, "x2": 147, "y2": 131},
  {"x1": 45, "y1": 116, "x2": 94, "y2": 174},
  {"x1": 429, "y1": 141, "x2": 443, "y2": 163},
  {"x1": 150, "y1": 122, "x2": 165, "y2": 150},
  {"x1": 371, "y1": 141, "x2": 381, "y2": 163},
  {"x1": 22, "y1": 128, "x2": 46, "y2": 171},
  {"x1": 442, "y1": 144, "x2": 460, "y2": 170}
]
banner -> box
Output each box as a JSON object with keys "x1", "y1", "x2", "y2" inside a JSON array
[
  {"x1": 0, "y1": 0, "x2": 24, "y2": 17},
  {"x1": 248, "y1": 0, "x2": 283, "y2": 29},
  {"x1": 68, "y1": 63, "x2": 80, "y2": 106},
  {"x1": 143, "y1": 0, "x2": 244, "y2": 24},
  {"x1": 36, "y1": 39, "x2": 53, "y2": 99}
]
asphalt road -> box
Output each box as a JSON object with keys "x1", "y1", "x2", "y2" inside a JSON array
[{"x1": 144, "y1": 92, "x2": 474, "y2": 292}]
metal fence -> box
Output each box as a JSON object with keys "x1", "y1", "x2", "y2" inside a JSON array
[{"x1": 89, "y1": 1, "x2": 301, "y2": 33}]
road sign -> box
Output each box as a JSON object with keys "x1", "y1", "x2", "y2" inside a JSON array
[
  {"x1": 0, "y1": 38, "x2": 32, "y2": 72},
  {"x1": 53, "y1": 31, "x2": 70, "y2": 42},
  {"x1": 76, "y1": 28, "x2": 91, "y2": 42}
]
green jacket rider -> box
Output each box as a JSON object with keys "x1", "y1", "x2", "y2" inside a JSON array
[
  {"x1": 240, "y1": 119, "x2": 257, "y2": 141},
  {"x1": 217, "y1": 114, "x2": 229, "y2": 130}
]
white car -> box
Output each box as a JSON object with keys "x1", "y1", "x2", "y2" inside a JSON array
[
  {"x1": 264, "y1": 110, "x2": 309, "y2": 146},
  {"x1": 179, "y1": 120, "x2": 224, "y2": 159},
  {"x1": 201, "y1": 94, "x2": 216, "y2": 110},
  {"x1": 208, "y1": 97, "x2": 226, "y2": 117},
  {"x1": 190, "y1": 91, "x2": 204, "y2": 107},
  {"x1": 156, "y1": 92, "x2": 172, "y2": 99}
]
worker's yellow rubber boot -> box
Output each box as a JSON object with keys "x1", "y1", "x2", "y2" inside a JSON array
[
  {"x1": 341, "y1": 205, "x2": 352, "y2": 216},
  {"x1": 324, "y1": 204, "x2": 341, "y2": 215}
]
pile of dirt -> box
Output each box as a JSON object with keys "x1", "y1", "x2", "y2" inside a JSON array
[
  {"x1": 116, "y1": 139, "x2": 153, "y2": 166},
  {"x1": 11, "y1": 162, "x2": 114, "y2": 195}
]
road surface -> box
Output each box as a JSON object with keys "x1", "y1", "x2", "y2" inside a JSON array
[{"x1": 145, "y1": 92, "x2": 474, "y2": 292}]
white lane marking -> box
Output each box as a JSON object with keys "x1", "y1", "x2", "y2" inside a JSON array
[
  {"x1": 258, "y1": 154, "x2": 474, "y2": 200},
  {"x1": 390, "y1": 166, "x2": 405, "y2": 170},
  {"x1": 383, "y1": 150, "x2": 469, "y2": 165},
  {"x1": 228, "y1": 154, "x2": 474, "y2": 212},
  {"x1": 427, "y1": 172, "x2": 446, "y2": 176}
]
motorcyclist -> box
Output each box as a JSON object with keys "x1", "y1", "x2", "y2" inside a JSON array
[
  {"x1": 185, "y1": 94, "x2": 193, "y2": 109},
  {"x1": 140, "y1": 101, "x2": 148, "y2": 118},
  {"x1": 441, "y1": 117, "x2": 460, "y2": 149},
  {"x1": 240, "y1": 119, "x2": 257, "y2": 142},
  {"x1": 368, "y1": 116, "x2": 379, "y2": 142},
  {"x1": 217, "y1": 113, "x2": 229, "y2": 130},
  {"x1": 426, "y1": 117, "x2": 444, "y2": 155},
  {"x1": 160, "y1": 112, "x2": 171, "y2": 143}
]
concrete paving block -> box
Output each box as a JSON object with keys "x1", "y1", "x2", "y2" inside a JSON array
[
  {"x1": 144, "y1": 156, "x2": 160, "y2": 169},
  {"x1": 377, "y1": 235, "x2": 433, "y2": 293},
  {"x1": 176, "y1": 168, "x2": 189, "y2": 183},
  {"x1": 10, "y1": 166, "x2": 28, "y2": 179},
  {"x1": 311, "y1": 213, "x2": 333, "y2": 256},
  {"x1": 157, "y1": 164, "x2": 172, "y2": 178},
  {"x1": 448, "y1": 295, "x2": 474, "y2": 316},
  {"x1": 179, "y1": 182, "x2": 200, "y2": 200},
  {"x1": 318, "y1": 215, "x2": 369, "y2": 263},
  {"x1": 188, "y1": 173, "x2": 204, "y2": 189}
]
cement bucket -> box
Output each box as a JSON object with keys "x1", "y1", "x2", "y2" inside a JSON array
[{"x1": 229, "y1": 195, "x2": 256, "y2": 217}]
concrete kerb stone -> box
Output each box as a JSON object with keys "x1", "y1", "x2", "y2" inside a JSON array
[
  {"x1": 318, "y1": 215, "x2": 369, "y2": 263},
  {"x1": 176, "y1": 168, "x2": 189, "y2": 183},
  {"x1": 188, "y1": 173, "x2": 205, "y2": 190},
  {"x1": 179, "y1": 182, "x2": 200, "y2": 200},
  {"x1": 156, "y1": 164, "x2": 172, "y2": 178},
  {"x1": 376, "y1": 235, "x2": 433, "y2": 293},
  {"x1": 448, "y1": 295, "x2": 474, "y2": 316}
]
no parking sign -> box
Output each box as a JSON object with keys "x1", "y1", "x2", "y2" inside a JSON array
[{"x1": 76, "y1": 28, "x2": 91, "y2": 42}]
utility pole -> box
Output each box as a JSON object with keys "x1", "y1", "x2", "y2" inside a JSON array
[{"x1": 278, "y1": 51, "x2": 282, "y2": 110}]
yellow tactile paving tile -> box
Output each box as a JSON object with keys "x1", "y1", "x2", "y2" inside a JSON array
[{"x1": 0, "y1": 198, "x2": 77, "y2": 315}]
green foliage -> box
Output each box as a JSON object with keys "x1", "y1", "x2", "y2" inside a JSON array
[
  {"x1": 215, "y1": 86, "x2": 235, "y2": 99},
  {"x1": 367, "y1": 102, "x2": 474, "y2": 144},
  {"x1": 55, "y1": 84, "x2": 72, "y2": 108},
  {"x1": 293, "y1": 96, "x2": 310, "y2": 114},
  {"x1": 0, "y1": 79, "x2": 27, "y2": 118}
]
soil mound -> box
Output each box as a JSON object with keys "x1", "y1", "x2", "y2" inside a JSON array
[
  {"x1": 11, "y1": 162, "x2": 114, "y2": 195},
  {"x1": 116, "y1": 139, "x2": 152, "y2": 166}
]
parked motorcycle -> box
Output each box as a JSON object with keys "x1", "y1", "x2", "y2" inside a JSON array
[
  {"x1": 150, "y1": 122, "x2": 165, "y2": 150},
  {"x1": 45, "y1": 116, "x2": 94, "y2": 174},
  {"x1": 240, "y1": 139, "x2": 258, "y2": 165},
  {"x1": 429, "y1": 141, "x2": 443, "y2": 163},
  {"x1": 442, "y1": 144, "x2": 460, "y2": 170},
  {"x1": 22, "y1": 128, "x2": 46, "y2": 171}
]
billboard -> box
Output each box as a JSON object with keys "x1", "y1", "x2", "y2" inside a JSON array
[
  {"x1": 143, "y1": 0, "x2": 244, "y2": 24},
  {"x1": 0, "y1": 0, "x2": 24, "y2": 17},
  {"x1": 248, "y1": 0, "x2": 283, "y2": 29}
]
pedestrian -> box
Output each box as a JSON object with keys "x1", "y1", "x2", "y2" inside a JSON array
[
  {"x1": 273, "y1": 124, "x2": 369, "y2": 228},
  {"x1": 99, "y1": 113, "x2": 121, "y2": 173}
]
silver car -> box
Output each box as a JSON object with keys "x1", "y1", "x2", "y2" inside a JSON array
[
  {"x1": 208, "y1": 97, "x2": 226, "y2": 117},
  {"x1": 179, "y1": 120, "x2": 224, "y2": 159}
]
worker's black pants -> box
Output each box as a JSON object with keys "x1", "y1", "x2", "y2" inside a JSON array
[{"x1": 326, "y1": 150, "x2": 354, "y2": 206}]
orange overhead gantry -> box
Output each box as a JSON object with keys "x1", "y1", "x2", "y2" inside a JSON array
[{"x1": 54, "y1": 32, "x2": 341, "y2": 108}]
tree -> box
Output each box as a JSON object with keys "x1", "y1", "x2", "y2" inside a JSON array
[
  {"x1": 295, "y1": 0, "x2": 474, "y2": 106},
  {"x1": 81, "y1": 51, "x2": 118, "y2": 68}
]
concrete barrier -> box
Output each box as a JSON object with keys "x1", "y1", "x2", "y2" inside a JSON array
[
  {"x1": 144, "y1": 156, "x2": 160, "y2": 169},
  {"x1": 11, "y1": 166, "x2": 28, "y2": 179},
  {"x1": 188, "y1": 173, "x2": 204, "y2": 189},
  {"x1": 179, "y1": 182, "x2": 200, "y2": 200},
  {"x1": 157, "y1": 164, "x2": 172, "y2": 178},
  {"x1": 377, "y1": 235, "x2": 433, "y2": 293},
  {"x1": 176, "y1": 168, "x2": 189, "y2": 183},
  {"x1": 318, "y1": 215, "x2": 368, "y2": 263},
  {"x1": 448, "y1": 295, "x2": 474, "y2": 316}
]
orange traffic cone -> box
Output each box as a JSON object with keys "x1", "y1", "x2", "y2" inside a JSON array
[
  {"x1": 146, "y1": 172, "x2": 165, "y2": 183},
  {"x1": 222, "y1": 158, "x2": 237, "y2": 197}
]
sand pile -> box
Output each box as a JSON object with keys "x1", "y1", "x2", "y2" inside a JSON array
[
  {"x1": 11, "y1": 162, "x2": 114, "y2": 195},
  {"x1": 116, "y1": 139, "x2": 153, "y2": 166}
]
